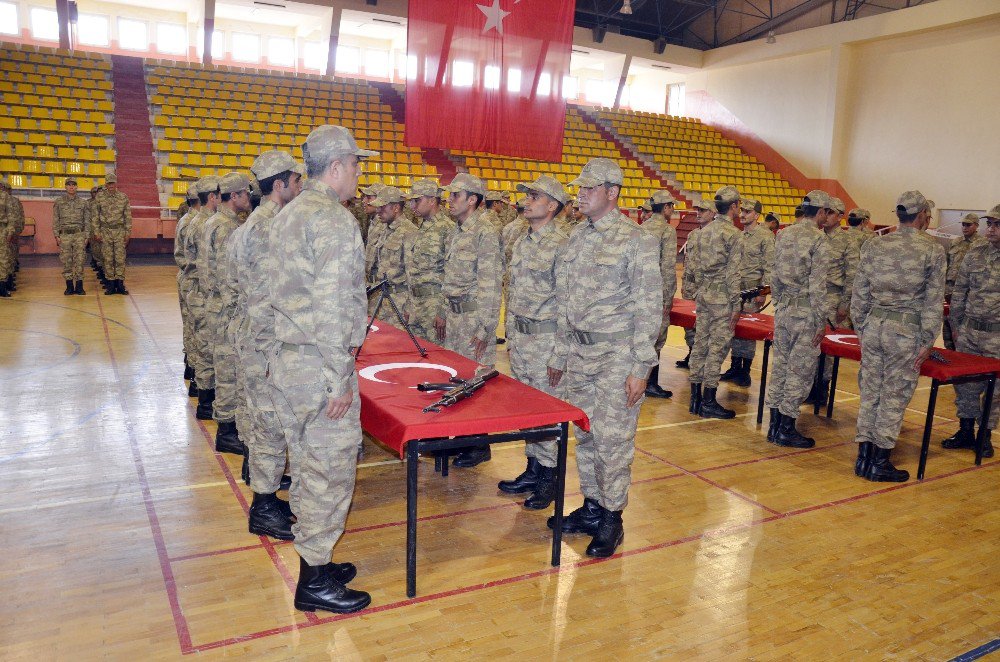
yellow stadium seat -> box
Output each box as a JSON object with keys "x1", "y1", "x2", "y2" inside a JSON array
[
  {"x1": 86, "y1": 163, "x2": 106, "y2": 176},
  {"x1": 14, "y1": 145, "x2": 33, "y2": 158},
  {"x1": 29, "y1": 175, "x2": 52, "y2": 188},
  {"x1": 168, "y1": 153, "x2": 185, "y2": 166},
  {"x1": 43, "y1": 161, "x2": 64, "y2": 174},
  {"x1": 66, "y1": 162, "x2": 84, "y2": 175},
  {"x1": 97, "y1": 149, "x2": 115, "y2": 162}
]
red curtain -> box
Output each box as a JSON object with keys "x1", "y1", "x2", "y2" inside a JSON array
[{"x1": 405, "y1": 0, "x2": 574, "y2": 163}]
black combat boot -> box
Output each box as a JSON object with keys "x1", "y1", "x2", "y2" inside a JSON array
[
  {"x1": 103, "y1": 278, "x2": 115, "y2": 295},
  {"x1": 547, "y1": 497, "x2": 602, "y2": 535},
  {"x1": 980, "y1": 429, "x2": 994, "y2": 459},
  {"x1": 767, "y1": 408, "x2": 781, "y2": 443},
  {"x1": 453, "y1": 445, "x2": 491, "y2": 468},
  {"x1": 64, "y1": 279, "x2": 74, "y2": 295},
  {"x1": 941, "y1": 418, "x2": 976, "y2": 450},
  {"x1": 117, "y1": 280, "x2": 129, "y2": 295},
  {"x1": 74, "y1": 280, "x2": 85, "y2": 295},
  {"x1": 644, "y1": 365, "x2": 673, "y2": 398},
  {"x1": 215, "y1": 420, "x2": 245, "y2": 455},
  {"x1": 0, "y1": 281, "x2": 9, "y2": 298},
  {"x1": 241, "y1": 445, "x2": 250, "y2": 486},
  {"x1": 585, "y1": 508, "x2": 624, "y2": 558},
  {"x1": 498, "y1": 458, "x2": 542, "y2": 494},
  {"x1": 719, "y1": 358, "x2": 741, "y2": 382},
  {"x1": 689, "y1": 383, "x2": 702, "y2": 414},
  {"x1": 675, "y1": 352, "x2": 690, "y2": 369},
  {"x1": 864, "y1": 446, "x2": 909, "y2": 482},
  {"x1": 327, "y1": 561, "x2": 357, "y2": 585},
  {"x1": 774, "y1": 415, "x2": 815, "y2": 448},
  {"x1": 183, "y1": 355, "x2": 194, "y2": 380},
  {"x1": 733, "y1": 358, "x2": 752, "y2": 388},
  {"x1": 699, "y1": 387, "x2": 735, "y2": 419},
  {"x1": 294, "y1": 557, "x2": 371, "y2": 614},
  {"x1": 248, "y1": 492, "x2": 294, "y2": 540},
  {"x1": 188, "y1": 379, "x2": 198, "y2": 397},
  {"x1": 524, "y1": 465, "x2": 557, "y2": 510},
  {"x1": 195, "y1": 388, "x2": 215, "y2": 420},
  {"x1": 854, "y1": 441, "x2": 873, "y2": 477},
  {"x1": 279, "y1": 474, "x2": 292, "y2": 491},
  {"x1": 812, "y1": 379, "x2": 830, "y2": 406}
]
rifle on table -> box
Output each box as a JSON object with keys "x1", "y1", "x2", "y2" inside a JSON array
[
  {"x1": 740, "y1": 285, "x2": 771, "y2": 311},
  {"x1": 419, "y1": 369, "x2": 499, "y2": 413}
]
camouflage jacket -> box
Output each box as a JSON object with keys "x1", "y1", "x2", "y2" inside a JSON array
[
  {"x1": 442, "y1": 208, "x2": 503, "y2": 342},
  {"x1": 739, "y1": 221, "x2": 774, "y2": 288},
  {"x1": 949, "y1": 241, "x2": 1000, "y2": 330},
  {"x1": 404, "y1": 210, "x2": 451, "y2": 294},
  {"x1": 641, "y1": 212, "x2": 678, "y2": 310},
  {"x1": 507, "y1": 219, "x2": 570, "y2": 323},
  {"x1": 52, "y1": 195, "x2": 90, "y2": 234},
  {"x1": 692, "y1": 214, "x2": 743, "y2": 307},
  {"x1": 771, "y1": 218, "x2": 830, "y2": 333},
  {"x1": 95, "y1": 189, "x2": 131, "y2": 233}
]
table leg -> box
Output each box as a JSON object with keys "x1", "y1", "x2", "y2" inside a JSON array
[
  {"x1": 974, "y1": 377, "x2": 995, "y2": 467},
  {"x1": 814, "y1": 354, "x2": 826, "y2": 416},
  {"x1": 434, "y1": 454, "x2": 441, "y2": 473},
  {"x1": 406, "y1": 443, "x2": 419, "y2": 598},
  {"x1": 826, "y1": 356, "x2": 839, "y2": 419},
  {"x1": 551, "y1": 422, "x2": 568, "y2": 567},
  {"x1": 757, "y1": 339, "x2": 770, "y2": 426},
  {"x1": 917, "y1": 380, "x2": 940, "y2": 480},
  {"x1": 441, "y1": 452, "x2": 449, "y2": 477}
]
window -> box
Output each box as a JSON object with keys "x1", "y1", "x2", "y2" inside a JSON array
[
  {"x1": 210, "y1": 30, "x2": 225, "y2": 60},
  {"x1": 77, "y1": 13, "x2": 109, "y2": 46},
  {"x1": 585, "y1": 79, "x2": 609, "y2": 105},
  {"x1": 364, "y1": 49, "x2": 389, "y2": 77},
  {"x1": 30, "y1": 7, "x2": 58, "y2": 41},
  {"x1": 451, "y1": 60, "x2": 473, "y2": 87},
  {"x1": 303, "y1": 41, "x2": 325, "y2": 71},
  {"x1": 405, "y1": 54, "x2": 417, "y2": 81},
  {"x1": 0, "y1": 2, "x2": 19, "y2": 36},
  {"x1": 536, "y1": 72, "x2": 551, "y2": 97},
  {"x1": 667, "y1": 83, "x2": 686, "y2": 117},
  {"x1": 507, "y1": 68, "x2": 521, "y2": 94},
  {"x1": 232, "y1": 33, "x2": 260, "y2": 63},
  {"x1": 157, "y1": 23, "x2": 186, "y2": 55},
  {"x1": 335, "y1": 45, "x2": 359, "y2": 74},
  {"x1": 483, "y1": 64, "x2": 500, "y2": 90},
  {"x1": 562, "y1": 75, "x2": 578, "y2": 100},
  {"x1": 118, "y1": 18, "x2": 148, "y2": 51},
  {"x1": 268, "y1": 37, "x2": 294, "y2": 66}
]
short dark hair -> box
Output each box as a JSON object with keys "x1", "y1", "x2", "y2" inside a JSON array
[
  {"x1": 258, "y1": 170, "x2": 295, "y2": 196},
  {"x1": 554, "y1": 201, "x2": 566, "y2": 216},
  {"x1": 847, "y1": 214, "x2": 863, "y2": 227},
  {"x1": 651, "y1": 203, "x2": 668, "y2": 214},
  {"x1": 765, "y1": 213, "x2": 778, "y2": 223},
  {"x1": 468, "y1": 192, "x2": 484, "y2": 208},
  {"x1": 66, "y1": 179, "x2": 77, "y2": 186},
  {"x1": 221, "y1": 192, "x2": 233, "y2": 202},
  {"x1": 715, "y1": 200, "x2": 735, "y2": 214},
  {"x1": 485, "y1": 200, "x2": 500, "y2": 210},
  {"x1": 896, "y1": 208, "x2": 918, "y2": 223},
  {"x1": 794, "y1": 205, "x2": 805, "y2": 218},
  {"x1": 801, "y1": 204, "x2": 821, "y2": 217}
]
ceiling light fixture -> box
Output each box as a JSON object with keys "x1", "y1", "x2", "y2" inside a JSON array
[
  {"x1": 766, "y1": 30, "x2": 776, "y2": 44},
  {"x1": 620, "y1": 0, "x2": 633, "y2": 15}
]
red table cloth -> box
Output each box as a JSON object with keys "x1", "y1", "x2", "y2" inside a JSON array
[
  {"x1": 821, "y1": 330, "x2": 1000, "y2": 381},
  {"x1": 669, "y1": 298, "x2": 774, "y2": 341}
]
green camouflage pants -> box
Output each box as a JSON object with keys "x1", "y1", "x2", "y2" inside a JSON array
[
  {"x1": 408, "y1": 293, "x2": 443, "y2": 342},
  {"x1": 0, "y1": 231, "x2": 14, "y2": 279},
  {"x1": 445, "y1": 308, "x2": 495, "y2": 367},
  {"x1": 101, "y1": 228, "x2": 128, "y2": 279},
  {"x1": 689, "y1": 300, "x2": 735, "y2": 388},
  {"x1": 58, "y1": 232, "x2": 87, "y2": 280},
  {"x1": 765, "y1": 305, "x2": 820, "y2": 418},
  {"x1": 209, "y1": 305, "x2": 238, "y2": 422},
  {"x1": 857, "y1": 317, "x2": 922, "y2": 449},
  {"x1": 239, "y1": 340, "x2": 287, "y2": 494},
  {"x1": 185, "y1": 284, "x2": 215, "y2": 389},
  {"x1": 91, "y1": 232, "x2": 103, "y2": 266},
  {"x1": 177, "y1": 274, "x2": 193, "y2": 357},
  {"x1": 730, "y1": 297, "x2": 763, "y2": 361},
  {"x1": 269, "y1": 347, "x2": 360, "y2": 566},
  {"x1": 654, "y1": 308, "x2": 670, "y2": 357},
  {"x1": 955, "y1": 325, "x2": 1000, "y2": 429},
  {"x1": 508, "y1": 328, "x2": 559, "y2": 467}
]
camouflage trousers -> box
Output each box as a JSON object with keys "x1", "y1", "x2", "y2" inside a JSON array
[
  {"x1": 654, "y1": 307, "x2": 670, "y2": 357},
  {"x1": 269, "y1": 347, "x2": 360, "y2": 566},
  {"x1": 209, "y1": 305, "x2": 238, "y2": 423},
  {"x1": 689, "y1": 300, "x2": 736, "y2": 388},
  {"x1": 684, "y1": 326, "x2": 695, "y2": 349},
  {"x1": 730, "y1": 297, "x2": 763, "y2": 360},
  {"x1": 856, "y1": 318, "x2": 922, "y2": 449},
  {"x1": 185, "y1": 284, "x2": 215, "y2": 389},
  {"x1": 765, "y1": 305, "x2": 821, "y2": 418},
  {"x1": 942, "y1": 317, "x2": 957, "y2": 351},
  {"x1": 176, "y1": 274, "x2": 193, "y2": 358},
  {"x1": 91, "y1": 232, "x2": 103, "y2": 267},
  {"x1": 445, "y1": 308, "x2": 496, "y2": 368},
  {"x1": 823, "y1": 292, "x2": 848, "y2": 380},
  {"x1": 101, "y1": 228, "x2": 128, "y2": 279},
  {"x1": 561, "y1": 343, "x2": 640, "y2": 511},
  {"x1": 237, "y1": 339, "x2": 287, "y2": 494},
  {"x1": 507, "y1": 328, "x2": 559, "y2": 467},
  {"x1": 955, "y1": 325, "x2": 1000, "y2": 429},
  {"x1": 407, "y1": 293, "x2": 442, "y2": 342},
  {"x1": 0, "y1": 231, "x2": 14, "y2": 279},
  {"x1": 369, "y1": 286, "x2": 410, "y2": 325},
  {"x1": 58, "y1": 232, "x2": 87, "y2": 280}
]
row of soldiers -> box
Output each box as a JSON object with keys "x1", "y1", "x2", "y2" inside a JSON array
[{"x1": 0, "y1": 177, "x2": 26, "y2": 297}]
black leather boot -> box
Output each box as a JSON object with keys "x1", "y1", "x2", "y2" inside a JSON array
[
  {"x1": 248, "y1": 492, "x2": 294, "y2": 541},
  {"x1": 733, "y1": 358, "x2": 752, "y2": 388},
  {"x1": 644, "y1": 365, "x2": 673, "y2": 398},
  {"x1": 74, "y1": 280, "x2": 85, "y2": 295},
  {"x1": 103, "y1": 278, "x2": 115, "y2": 295},
  {"x1": 117, "y1": 280, "x2": 129, "y2": 295},
  {"x1": 979, "y1": 429, "x2": 994, "y2": 459},
  {"x1": 864, "y1": 446, "x2": 909, "y2": 482},
  {"x1": 547, "y1": 497, "x2": 602, "y2": 535},
  {"x1": 215, "y1": 420, "x2": 245, "y2": 455},
  {"x1": 524, "y1": 465, "x2": 557, "y2": 510},
  {"x1": 195, "y1": 388, "x2": 215, "y2": 420},
  {"x1": 774, "y1": 414, "x2": 815, "y2": 448},
  {"x1": 453, "y1": 445, "x2": 491, "y2": 468},
  {"x1": 699, "y1": 387, "x2": 735, "y2": 419},
  {"x1": 719, "y1": 358, "x2": 741, "y2": 382},
  {"x1": 64, "y1": 279, "x2": 74, "y2": 295},
  {"x1": 854, "y1": 441, "x2": 873, "y2": 477},
  {"x1": 0, "y1": 281, "x2": 9, "y2": 297},
  {"x1": 241, "y1": 445, "x2": 250, "y2": 486},
  {"x1": 188, "y1": 379, "x2": 198, "y2": 397},
  {"x1": 184, "y1": 355, "x2": 194, "y2": 380},
  {"x1": 689, "y1": 383, "x2": 702, "y2": 414},
  {"x1": 327, "y1": 561, "x2": 357, "y2": 585},
  {"x1": 498, "y1": 458, "x2": 541, "y2": 494},
  {"x1": 942, "y1": 418, "x2": 976, "y2": 450},
  {"x1": 294, "y1": 557, "x2": 371, "y2": 614},
  {"x1": 675, "y1": 352, "x2": 690, "y2": 369},
  {"x1": 767, "y1": 408, "x2": 781, "y2": 443},
  {"x1": 279, "y1": 474, "x2": 292, "y2": 491},
  {"x1": 585, "y1": 508, "x2": 624, "y2": 558}
]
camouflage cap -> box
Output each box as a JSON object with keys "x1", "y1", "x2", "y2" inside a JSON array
[
  {"x1": 372, "y1": 185, "x2": 407, "y2": 207},
  {"x1": 186, "y1": 183, "x2": 198, "y2": 200},
  {"x1": 802, "y1": 189, "x2": 833, "y2": 210},
  {"x1": 926, "y1": 199, "x2": 936, "y2": 210},
  {"x1": 105, "y1": 173, "x2": 118, "y2": 183},
  {"x1": 500, "y1": 191, "x2": 511, "y2": 203},
  {"x1": 715, "y1": 185, "x2": 740, "y2": 204},
  {"x1": 830, "y1": 197, "x2": 845, "y2": 214},
  {"x1": 516, "y1": 174, "x2": 570, "y2": 205},
  {"x1": 196, "y1": 175, "x2": 221, "y2": 194},
  {"x1": 249, "y1": 177, "x2": 262, "y2": 198},
  {"x1": 692, "y1": 198, "x2": 714, "y2": 212},
  {"x1": 962, "y1": 212, "x2": 980, "y2": 224},
  {"x1": 219, "y1": 172, "x2": 250, "y2": 195},
  {"x1": 651, "y1": 190, "x2": 676, "y2": 205},
  {"x1": 895, "y1": 190, "x2": 929, "y2": 215},
  {"x1": 485, "y1": 191, "x2": 503, "y2": 202},
  {"x1": 360, "y1": 182, "x2": 386, "y2": 197},
  {"x1": 441, "y1": 172, "x2": 486, "y2": 196},
  {"x1": 639, "y1": 201, "x2": 652, "y2": 211},
  {"x1": 570, "y1": 158, "x2": 624, "y2": 187},
  {"x1": 765, "y1": 212, "x2": 781, "y2": 223},
  {"x1": 981, "y1": 204, "x2": 1000, "y2": 221},
  {"x1": 848, "y1": 208, "x2": 871, "y2": 221},
  {"x1": 302, "y1": 125, "x2": 379, "y2": 165},
  {"x1": 408, "y1": 178, "x2": 442, "y2": 199},
  {"x1": 739, "y1": 197, "x2": 762, "y2": 213},
  {"x1": 251, "y1": 150, "x2": 300, "y2": 181}
]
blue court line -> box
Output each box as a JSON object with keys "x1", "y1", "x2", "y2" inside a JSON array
[{"x1": 951, "y1": 638, "x2": 1000, "y2": 661}]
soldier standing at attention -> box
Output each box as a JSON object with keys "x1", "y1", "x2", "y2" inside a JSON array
[
  {"x1": 545, "y1": 158, "x2": 660, "y2": 558},
  {"x1": 362, "y1": 183, "x2": 387, "y2": 281},
  {"x1": 0, "y1": 177, "x2": 16, "y2": 297},
  {"x1": 943, "y1": 213, "x2": 984, "y2": 349},
  {"x1": 641, "y1": 190, "x2": 678, "y2": 399},
  {"x1": 483, "y1": 191, "x2": 506, "y2": 232},
  {"x1": 721, "y1": 198, "x2": 773, "y2": 388},
  {"x1": 677, "y1": 199, "x2": 715, "y2": 369},
  {"x1": 267, "y1": 125, "x2": 373, "y2": 614},
  {"x1": 764, "y1": 190, "x2": 832, "y2": 448},
  {"x1": 497, "y1": 175, "x2": 571, "y2": 511},
  {"x1": 499, "y1": 191, "x2": 518, "y2": 228},
  {"x1": 186, "y1": 177, "x2": 221, "y2": 419},
  {"x1": 347, "y1": 188, "x2": 371, "y2": 243},
  {"x1": 404, "y1": 178, "x2": 451, "y2": 341},
  {"x1": 688, "y1": 186, "x2": 743, "y2": 419},
  {"x1": 940, "y1": 204, "x2": 1000, "y2": 458},
  {"x1": 367, "y1": 186, "x2": 417, "y2": 318},
  {"x1": 845, "y1": 208, "x2": 874, "y2": 252},
  {"x1": 87, "y1": 185, "x2": 104, "y2": 281},
  {"x1": 764, "y1": 212, "x2": 781, "y2": 234},
  {"x1": 94, "y1": 173, "x2": 132, "y2": 295},
  {"x1": 435, "y1": 173, "x2": 502, "y2": 468},
  {"x1": 174, "y1": 183, "x2": 200, "y2": 387},
  {"x1": 52, "y1": 178, "x2": 90, "y2": 295},
  {"x1": 852, "y1": 191, "x2": 945, "y2": 482},
  {"x1": 2, "y1": 179, "x2": 25, "y2": 286}
]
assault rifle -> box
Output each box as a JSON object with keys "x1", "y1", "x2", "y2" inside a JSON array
[
  {"x1": 740, "y1": 285, "x2": 771, "y2": 311},
  {"x1": 419, "y1": 370, "x2": 499, "y2": 413}
]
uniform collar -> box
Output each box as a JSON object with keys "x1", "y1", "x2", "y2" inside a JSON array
[
  {"x1": 527, "y1": 218, "x2": 557, "y2": 241},
  {"x1": 217, "y1": 205, "x2": 238, "y2": 221},
  {"x1": 897, "y1": 225, "x2": 916, "y2": 235},
  {"x1": 459, "y1": 208, "x2": 484, "y2": 232},
  {"x1": 305, "y1": 179, "x2": 341, "y2": 203},
  {"x1": 588, "y1": 208, "x2": 621, "y2": 232},
  {"x1": 712, "y1": 213, "x2": 734, "y2": 225}
]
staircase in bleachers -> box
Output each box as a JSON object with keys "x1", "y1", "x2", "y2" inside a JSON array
[
  {"x1": 370, "y1": 82, "x2": 459, "y2": 183},
  {"x1": 109, "y1": 55, "x2": 161, "y2": 219}
]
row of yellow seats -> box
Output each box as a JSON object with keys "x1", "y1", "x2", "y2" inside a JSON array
[
  {"x1": 1, "y1": 145, "x2": 111, "y2": 161},
  {"x1": 3, "y1": 106, "x2": 108, "y2": 123},
  {"x1": 149, "y1": 70, "x2": 379, "y2": 92},
  {"x1": 0, "y1": 81, "x2": 113, "y2": 97},
  {"x1": 152, "y1": 79, "x2": 378, "y2": 98},
  {"x1": 2, "y1": 68, "x2": 108, "y2": 83},
  {"x1": 0, "y1": 135, "x2": 109, "y2": 151},
  {"x1": 160, "y1": 133, "x2": 418, "y2": 154},
  {"x1": 6, "y1": 174, "x2": 108, "y2": 189},
  {"x1": 0, "y1": 93, "x2": 113, "y2": 112},
  {"x1": 164, "y1": 150, "x2": 423, "y2": 168},
  {"x1": 154, "y1": 106, "x2": 394, "y2": 125},
  {"x1": 2, "y1": 132, "x2": 115, "y2": 148},
  {"x1": 0, "y1": 51, "x2": 110, "y2": 71},
  {"x1": 1, "y1": 119, "x2": 113, "y2": 135},
  {"x1": 0, "y1": 158, "x2": 108, "y2": 176},
  {"x1": 158, "y1": 119, "x2": 400, "y2": 137}
]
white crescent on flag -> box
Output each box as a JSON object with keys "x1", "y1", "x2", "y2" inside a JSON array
[
  {"x1": 358, "y1": 362, "x2": 458, "y2": 385},
  {"x1": 827, "y1": 333, "x2": 859, "y2": 346}
]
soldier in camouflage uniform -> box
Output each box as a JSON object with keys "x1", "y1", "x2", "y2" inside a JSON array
[
  {"x1": 267, "y1": 125, "x2": 374, "y2": 614},
  {"x1": 94, "y1": 173, "x2": 132, "y2": 294},
  {"x1": 483, "y1": 191, "x2": 506, "y2": 232},
  {"x1": 852, "y1": 190, "x2": 945, "y2": 482},
  {"x1": 496, "y1": 175, "x2": 571, "y2": 511},
  {"x1": 721, "y1": 198, "x2": 773, "y2": 388},
  {"x1": 362, "y1": 183, "x2": 387, "y2": 280},
  {"x1": 0, "y1": 177, "x2": 17, "y2": 297},
  {"x1": 3, "y1": 180, "x2": 25, "y2": 287},
  {"x1": 845, "y1": 208, "x2": 874, "y2": 252},
  {"x1": 677, "y1": 199, "x2": 716, "y2": 369},
  {"x1": 403, "y1": 178, "x2": 451, "y2": 341},
  {"x1": 435, "y1": 173, "x2": 502, "y2": 468},
  {"x1": 498, "y1": 191, "x2": 518, "y2": 228},
  {"x1": 184, "y1": 176, "x2": 221, "y2": 419},
  {"x1": 640, "y1": 190, "x2": 678, "y2": 398},
  {"x1": 943, "y1": 212, "x2": 985, "y2": 349},
  {"x1": 688, "y1": 186, "x2": 743, "y2": 419},
  {"x1": 764, "y1": 190, "x2": 831, "y2": 448},
  {"x1": 367, "y1": 186, "x2": 417, "y2": 318},
  {"x1": 764, "y1": 212, "x2": 781, "y2": 234},
  {"x1": 941, "y1": 204, "x2": 1000, "y2": 458},
  {"x1": 52, "y1": 178, "x2": 90, "y2": 295},
  {"x1": 545, "y1": 158, "x2": 661, "y2": 558},
  {"x1": 199, "y1": 172, "x2": 251, "y2": 455},
  {"x1": 87, "y1": 186, "x2": 104, "y2": 280},
  {"x1": 173, "y1": 183, "x2": 200, "y2": 387}
]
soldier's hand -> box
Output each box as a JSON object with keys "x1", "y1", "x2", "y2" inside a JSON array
[
  {"x1": 433, "y1": 316, "x2": 446, "y2": 342},
  {"x1": 914, "y1": 347, "x2": 932, "y2": 371},
  {"x1": 403, "y1": 310, "x2": 410, "y2": 322},
  {"x1": 547, "y1": 367, "x2": 563, "y2": 387},
  {"x1": 625, "y1": 375, "x2": 646, "y2": 408},
  {"x1": 835, "y1": 306, "x2": 848, "y2": 325},
  {"x1": 325, "y1": 390, "x2": 353, "y2": 420},
  {"x1": 951, "y1": 329, "x2": 960, "y2": 345},
  {"x1": 811, "y1": 330, "x2": 824, "y2": 347},
  {"x1": 470, "y1": 337, "x2": 488, "y2": 360},
  {"x1": 729, "y1": 312, "x2": 740, "y2": 332}
]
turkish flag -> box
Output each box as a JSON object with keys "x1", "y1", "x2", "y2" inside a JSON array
[{"x1": 405, "y1": 0, "x2": 574, "y2": 163}]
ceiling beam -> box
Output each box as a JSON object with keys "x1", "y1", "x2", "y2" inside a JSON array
[{"x1": 721, "y1": 0, "x2": 831, "y2": 45}]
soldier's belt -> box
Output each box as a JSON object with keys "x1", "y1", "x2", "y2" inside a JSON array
[
  {"x1": 780, "y1": 295, "x2": 811, "y2": 309},
  {"x1": 279, "y1": 342, "x2": 322, "y2": 357},
  {"x1": 383, "y1": 283, "x2": 407, "y2": 294},
  {"x1": 568, "y1": 327, "x2": 630, "y2": 345},
  {"x1": 411, "y1": 283, "x2": 442, "y2": 297},
  {"x1": 702, "y1": 282, "x2": 731, "y2": 293},
  {"x1": 964, "y1": 318, "x2": 1000, "y2": 332},
  {"x1": 826, "y1": 284, "x2": 844, "y2": 294},
  {"x1": 741, "y1": 278, "x2": 762, "y2": 289},
  {"x1": 58, "y1": 229, "x2": 87, "y2": 235},
  {"x1": 513, "y1": 316, "x2": 557, "y2": 335},
  {"x1": 869, "y1": 308, "x2": 920, "y2": 326},
  {"x1": 448, "y1": 298, "x2": 479, "y2": 314}
]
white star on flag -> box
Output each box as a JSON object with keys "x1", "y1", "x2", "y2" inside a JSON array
[{"x1": 477, "y1": 0, "x2": 512, "y2": 35}]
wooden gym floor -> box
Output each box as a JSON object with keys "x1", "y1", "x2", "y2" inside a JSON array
[{"x1": 1, "y1": 260, "x2": 998, "y2": 660}]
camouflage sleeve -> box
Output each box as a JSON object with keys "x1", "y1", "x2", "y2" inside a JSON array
[
  {"x1": 629, "y1": 230, "x2": 663, "y2": 379},
  {"x1": 809, "y1": 236, "x2": 832, "y2": 332},
  {"x1": 218, "y1": 234, "x2": 239, "y2": 318},
  {"x1": 547, "y1": 250, "x2": 570, "y2": 373},
  {"x1": 950, "y1": 252, "x2": 971, "y2": 330},
  {"x1": 762, "y1": 231, "x2": 775, "y2": 287},
  {"x1": 841, "y1": 238, "x2": 859, "y2": 313},
  {"x1": 920, "y1": 246, "x2": 946, "y2": 349},
  {"x1": 724, "y1": 231, "x2": 743, "y2": 308},
  {"x1": 851, "y1": 242, "x2": 873, "y2": 333},
  {"x1": 196, "y1": 226, "x2": 212, "y2": 296},
  {"x1": 473, "y1": 225, "x2": 503, "y2": 344},
  {"x1": 12, "y1": 199, "x2": 25, "y2": 230},
  {"x1": 52, "y1": 201, "x2": 62, "y2": 235},
  {"x1": 681, "y1": 233, "x2": 698, "y2": 299},
  {"x1": 83, "y1": 203, "x2": 91, "y2": 237},
  {"x1": 661, "y1": 225, "x2": 677, "y2": 312},
  {"x1": 123, "y1": 197, "x2": 132, "y2": 235}
]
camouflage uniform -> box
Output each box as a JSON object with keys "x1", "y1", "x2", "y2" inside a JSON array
[
  {"x1": 823, "y1": 227, "x2": 859, "y2": 380},
  {"x1": 173, "y1": 197, "x2": 198, "y2": 361},
  {"x1": 731, "y1": 218, "x2": 774, "y2": 360},
  {"x1": 348, "y1": 198, "x2": 371, "y2": 243},
  {"x1": 641, "y1": 208, "x2": 678, "y2": 361},
  {"x1": 86, "y1": 195, "x2": 103, "y2": 271},
  {"x1": 9, "y1": 193, "x2": 24, "y2": 273},
  {"x1": 0, "y1": 186, "x2": 16, "y2": 284},
  {"x1": 944, "y1": 225, "x2": 985, "y2": 349},
  {"x1": 404, "y1": 200, "x2": 451, "y2": 341},
  {"x1": 181, "y1": 186, "x2": 218, "y2": 390},
  {"x1": 95, "y1": 184, "x2": 132, "y2": 280},
  {"x1": 680, "y1": 224, "x2": 704, "y2": 353},
  {"x1": 367, "y1": 187, "x2": 418, "y2": 319},
  {"x1": 52, "y1": 193, "x2": 90, "y2": 281}
]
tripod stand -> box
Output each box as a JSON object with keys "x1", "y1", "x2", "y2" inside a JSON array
[{"x1": 356, "y1": 279, "x2": 428, "y2": 358}]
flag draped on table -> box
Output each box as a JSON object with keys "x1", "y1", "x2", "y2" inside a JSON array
[{"x1": 405, "y1": 0, "x2": 574, "y2": 163}]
